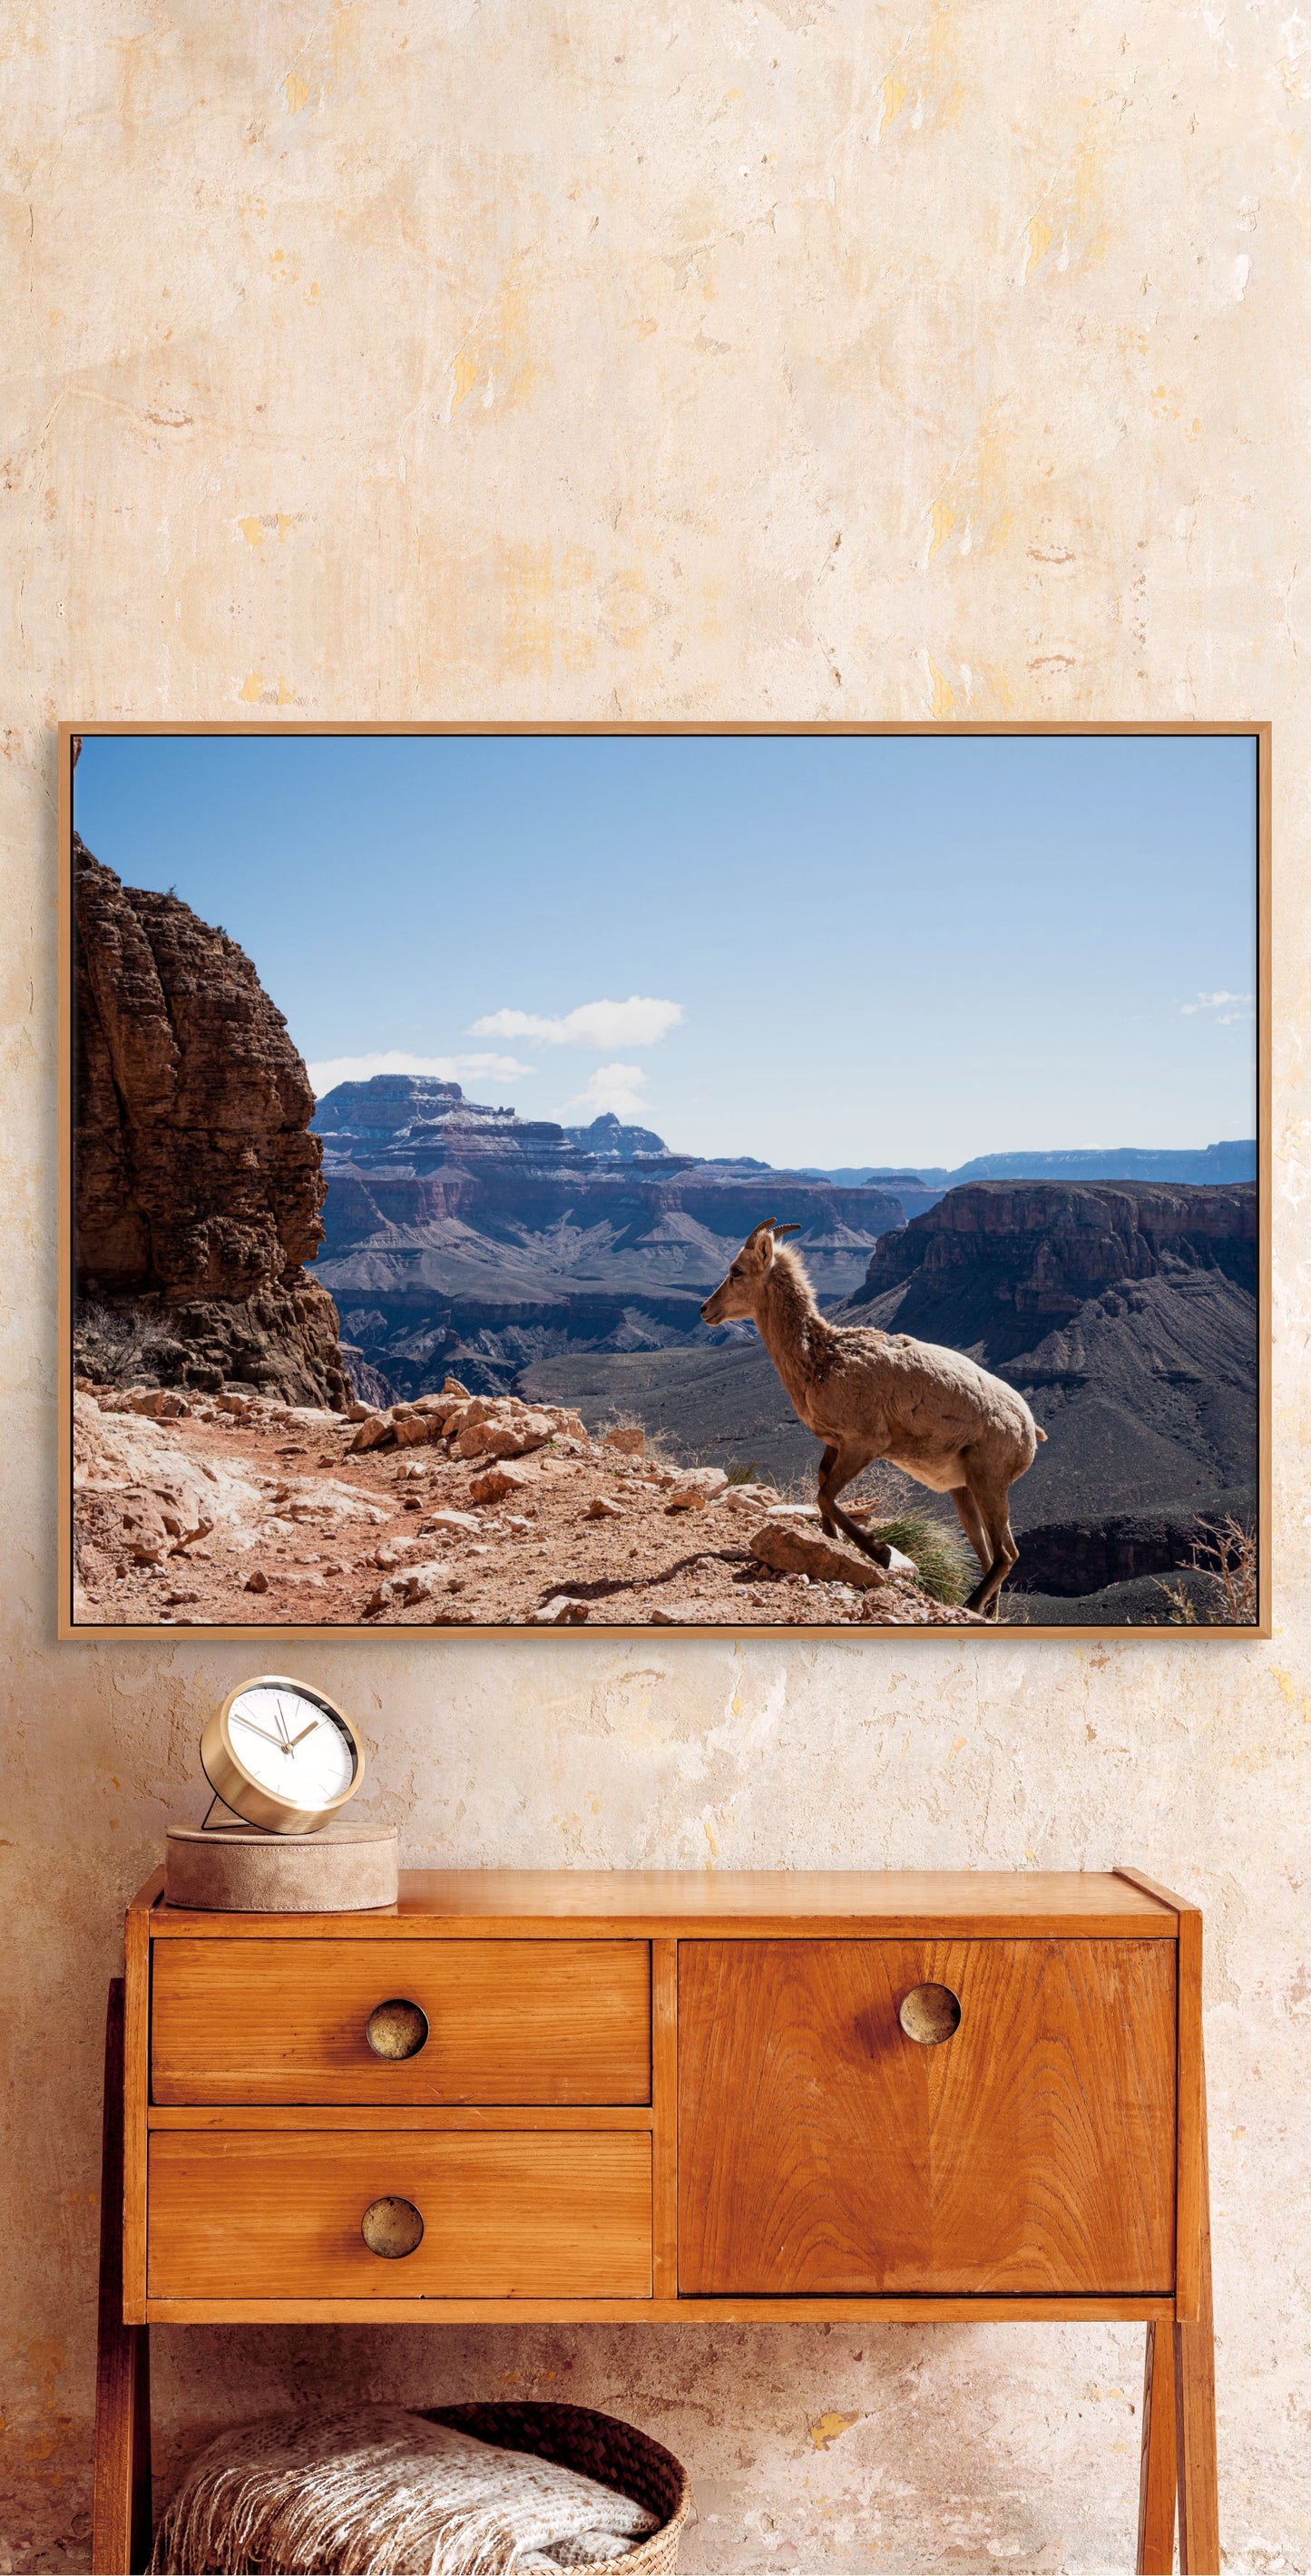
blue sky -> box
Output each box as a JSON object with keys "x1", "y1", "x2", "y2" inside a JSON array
[{"x1": 73, "y1": 731, "x2": 1257, "y2": 1169}]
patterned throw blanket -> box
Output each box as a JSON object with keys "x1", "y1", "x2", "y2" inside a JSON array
[{"x1": 150, "y1": 2406, "x2": 660, "y2": 2576}]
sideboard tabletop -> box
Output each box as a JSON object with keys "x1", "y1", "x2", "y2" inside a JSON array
[{"x1": 130, "y1": 1865, "x2": 1182, "y2": 1939}]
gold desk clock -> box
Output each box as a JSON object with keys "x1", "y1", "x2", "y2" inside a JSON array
[{"x1": 163, "y1": 1675, "x2": 397, "y2": 1913}]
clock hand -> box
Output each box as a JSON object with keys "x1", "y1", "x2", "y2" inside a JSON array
[
  {"x1": 231, "y1": 1713, "x2": 289, "y2": 1751},
  {"x1": 273, "y1": 1696, "x2": 292, "y2": 1745},
  {"x1": 287, "y1": 1720, "x2": 321, "y2": 1748}
]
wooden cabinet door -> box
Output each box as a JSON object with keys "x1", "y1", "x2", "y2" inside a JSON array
[{"x1": 678, "y1": 1940, "x2": 1176, "y2": 2295}]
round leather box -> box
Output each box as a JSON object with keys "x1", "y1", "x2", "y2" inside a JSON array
[{"x1": 164, "y1": 1822, "x2": 399, "y2": 1912}]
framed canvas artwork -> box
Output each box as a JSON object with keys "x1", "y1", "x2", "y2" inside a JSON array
[{"x1": 59, "y1": 722, "x2": 1269, "y2": 1638}]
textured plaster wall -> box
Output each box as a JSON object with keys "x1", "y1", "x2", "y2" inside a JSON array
[{"x1": 2, "y1": 3, "x2": 1309, "y2": 2568}]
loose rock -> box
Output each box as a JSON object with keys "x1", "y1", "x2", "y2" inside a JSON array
[
  {"x1": 602, "y1": 1425, "x2": 644, "y2": 1457},
  {"x1": 748, "y1": 1515, "x2": 888, "y2": 1590},
  {"x1": 469, "y1": 1463, "x2": 534, "y2": 1505},
  {"x1": 666, "y1": 1468, "x2": 729, "y2": 1511},
  {"x1": 348, "y1": 1411, "x2": 394, "y2": 1453}
]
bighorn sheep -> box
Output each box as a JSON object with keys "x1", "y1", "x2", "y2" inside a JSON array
[{"x1": 701, "y1": 1220, "x2": 1047, "y2": 1618}]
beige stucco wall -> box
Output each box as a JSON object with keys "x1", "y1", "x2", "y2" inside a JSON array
[{"x1": 3, "y1": 3, "x2": 1308, "y2": 2567}]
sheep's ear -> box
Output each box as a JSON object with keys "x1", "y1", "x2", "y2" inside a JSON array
[{"x1": 742, "y1": 1223, "x2": 777, "y2": 1270}]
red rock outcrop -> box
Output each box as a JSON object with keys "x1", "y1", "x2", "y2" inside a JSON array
[{"x1": 73, "y1": 836, "x2": 347, "y2": 1407}]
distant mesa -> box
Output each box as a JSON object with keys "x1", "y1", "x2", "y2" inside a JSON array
[
  {"x1": 313, "y1": 1074, "x2": 697, "y2": 1176},
  {"x1": 804, "y1": 1142, "x2": 1256, "y2": 1194},
  {"x1": 562, "y1": 1111, "x2": 670, "y2": 1161},
  {"x1": 309, "y1": 1074, "x2": 906, "y2": 1405}
]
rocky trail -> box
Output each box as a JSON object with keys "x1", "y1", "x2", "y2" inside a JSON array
[{"x1": 73, "y1": 1380, "x2": 981, "y2": 1630}]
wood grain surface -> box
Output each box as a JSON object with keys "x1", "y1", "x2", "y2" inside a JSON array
[
  {"x1": 138, "y1": 1868, "x2": 1179, "y2": 1939},
  {"x1": 152, "y1": 1938, "x2": 651, "y2": 2104},
  {"x1": 679, "y1": 1939, "x2": 1177, "y2": 2295},
  {"x1": 1174, "y1": 2038, "x2": 1220, "y2": 2574},
  {"x1": 92, "y1": 1983, "x2": 152, "y2": 2575},
  {"x1": 1137, "y1": 2318, "x2": 1178, "y2": 2574},
  {"x1": 142, "y1": 2292, "x2": 1175, "y2": 2325},
  {"x1": 122, "y1": 1907, "x2": 150, "y2": 2322},
  {"x1": 147, "y1": 2130, "x2": 652, "y2": 2299}
]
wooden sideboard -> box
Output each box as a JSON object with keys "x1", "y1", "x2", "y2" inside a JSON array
[{"x1": 93, "y1": 1868, "x2": 1218, "y2": 2573}]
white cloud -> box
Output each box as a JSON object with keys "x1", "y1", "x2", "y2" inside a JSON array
[
  {"x1": 1180, "y1": 991, "x2": 1255, "y2": 1025},
  {"x1": 469, "y1": 995, "x2": 683, "y2": 1049},
  {"x1": 565, "y1": 1063, "x2": 652, "y2": 1121},
  {"x1": 307, "y1": 1049, "x2": 533, "y2": 1098}
]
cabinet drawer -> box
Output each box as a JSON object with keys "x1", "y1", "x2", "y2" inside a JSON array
[
  {"x1": 152, "y1": 1941, "x2": 651, "y2": 2105},
  {"x1": 148, "y1": 2130, "x2": 652, "y2": 2299},
  {"x1": 679, "y1": 1939, "x2": 1176, "y2": 2296}
]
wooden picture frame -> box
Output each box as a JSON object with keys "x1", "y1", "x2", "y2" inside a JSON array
[{"x1": 59, "y1": 720, "x2": 1271, "y2": 1641}]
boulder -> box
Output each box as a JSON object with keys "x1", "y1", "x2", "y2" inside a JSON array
[
  {"x1": 532, "y1": 1595, "x2": 591, "y2": 1625},
  {"x1": 348, "y1": 1411, "x2": 394, "y2": 1453},
  {"x1": 748, "y1": 1515, "x2": 889, "y2": 1591},
  {"x1": 119, "y1": 1493, "x2": 171, "y2": 1565},
  {"x1": 666, "y1": 1468, "x2": 729, "y2": 1511},
  {"x1": 373, "y1": 1537, "x2": 420, "y2": 1569},
  {"x1": 422, "y1": 1507, "x2": 482, "y2": 1535},
  {"x1": 584, "y1": 1496, "x2": 624, "y2": 1519},
  {"x1": 602, "y1": 1426, "x2": 644, "y2": 1457},
  {"x1": 477, "y1": 1414, "x2": 553, "y2": 1460},
  {"x1": 244, "y1": 1567, "x2": 269, "y2": 1593},
  {"x1": 468, "y1": 1464, "x2": 533, "y2": 1505},
  {"x1": 392, "y1": 1416, "x2": 434, "y2": 1449},
  {"x1": 364, "y1": 1561, "x2": 450, "y2": 1615}
]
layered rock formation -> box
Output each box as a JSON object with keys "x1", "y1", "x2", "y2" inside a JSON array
[
  {"x1": 73, "y1": 837, "x2": 347, "y2": 1407},
  {"x1": 312, "y1": 1075, "x2": 905, "y2": 1398},
  {"x1": 847, "y1": 1180, "x2": 1257, "y2": 1542}
]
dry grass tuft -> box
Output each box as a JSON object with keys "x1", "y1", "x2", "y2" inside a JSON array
[{"x1": 1157, "y1": 1517, "x2": 1258, "y2": 1626}]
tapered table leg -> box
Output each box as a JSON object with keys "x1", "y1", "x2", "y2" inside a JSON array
[
  {"x1": 1175, "y1": 2058, "x2": 1219, "y2": 2575},
  {"x1": 1137, "y1": 2319, "x2": 1178, "y2": 2572},
  {"x1": 92, "y1": 1980, "x2": 153, "y2": 2575}
]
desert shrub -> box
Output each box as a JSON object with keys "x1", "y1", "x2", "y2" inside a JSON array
[
  {"x1": 726, "y1": 1459, "x2": 770, "y2": 1486},
  {"x1": 1156, "y1": 1517, "x2": 1257, "y2": 1626},
  {"x1": 73, "y1": 1301, "x2": 184, "y2": 1389},
  {"x1": 871, "y1": 1513, "x2": 973, "y2": 1605}
]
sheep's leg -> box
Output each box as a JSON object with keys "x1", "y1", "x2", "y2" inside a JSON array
[
  {"x1": 819, "y1": 1445, "x2": 893, "y2": 1567},
  {"x1": 815, "y1": 1446, "x2": 841, "y2": 1537},
  {"x1": 961, "y1": 1466, "x2": 1018, "y2": 1618},
  {"x1": 950, "y1": 1486, "x2": 992, "y2": 1586}
]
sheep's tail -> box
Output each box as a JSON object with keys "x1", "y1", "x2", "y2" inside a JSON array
[{"x1": 1032, "y1": 1425, "x2": 1048, "y2": 1443}]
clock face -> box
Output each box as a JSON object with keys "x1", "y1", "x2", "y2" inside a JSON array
[{"x1": 224, "y1": 1681, "x2": 357, "y2": 1810}]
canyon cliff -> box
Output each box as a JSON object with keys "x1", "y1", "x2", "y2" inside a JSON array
[
  {"x1": 846, "y1": 1179, "x2": 1257, "y2": 1545},
  {"x1": 73, "y1": 838, "x2": 347, "y2": 1407}
]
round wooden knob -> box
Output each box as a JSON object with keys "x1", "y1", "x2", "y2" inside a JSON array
[
  {"x1": 361, "y1": 2196, "x2": 425, "y2": 2259},
  {"x1": 366, "y1": 1997, "x2": 429, "y2": 2061},
  {"x1": 898, "y1": 1983, "x2": 962, "y2": 2045}
]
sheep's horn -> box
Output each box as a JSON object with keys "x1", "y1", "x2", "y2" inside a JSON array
[{"x1": 772, "y1": 1222, "x2": 801, "y2": 1238}]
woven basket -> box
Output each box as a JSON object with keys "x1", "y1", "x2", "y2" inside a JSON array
[{"x1": 424, "y1": 2402, "x2": 691, "y2": 2576}]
